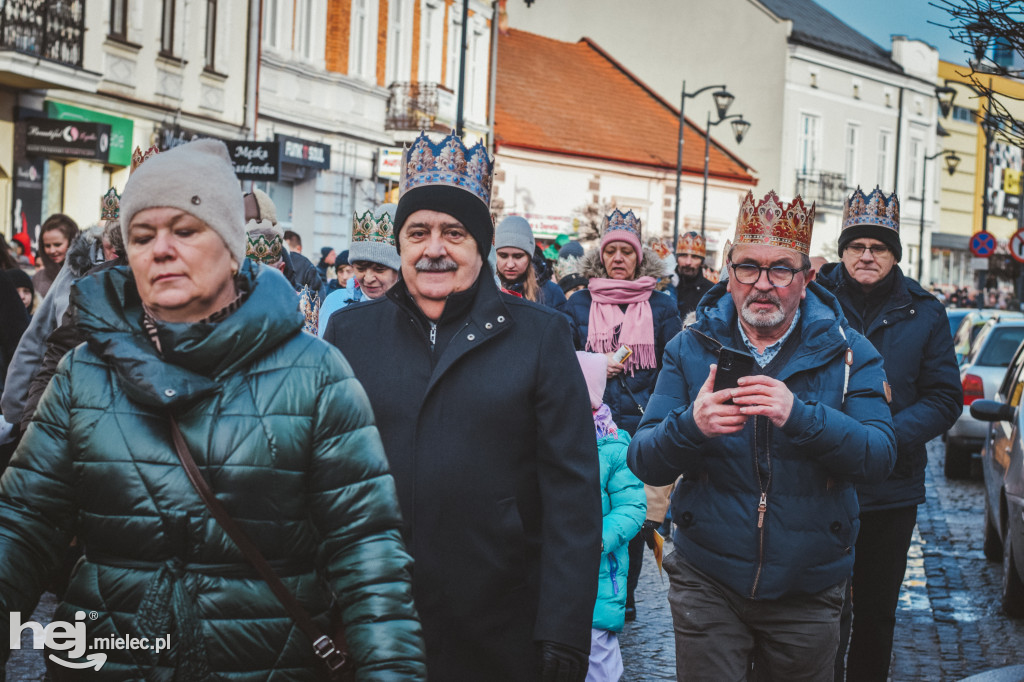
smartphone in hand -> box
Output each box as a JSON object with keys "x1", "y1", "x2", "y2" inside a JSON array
[{"x1": 713, "y1": 346, "x2": 756, "y2": 401}]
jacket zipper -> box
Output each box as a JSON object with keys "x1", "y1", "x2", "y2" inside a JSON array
[
  {"x1": 429, "y1": 322, "x2": 437, "y2": 350},
  {"x1": 750, "y1": 416, "x2": 772, "y2": 598}
]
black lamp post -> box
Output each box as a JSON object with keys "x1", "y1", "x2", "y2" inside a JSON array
[
  {"x1": 701, "y1": 113, "x2": 750, "y2": 238},
  {"x1": 918, "y1": 149, "x2": 961, "y2": 281},
  {"x1": 673, "y1": 82, "x2": 735, "y2": 248}
]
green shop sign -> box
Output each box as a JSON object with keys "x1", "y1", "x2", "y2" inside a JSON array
[{"x1": 45, "y1": 102, "x2": 134, "y2": 167}]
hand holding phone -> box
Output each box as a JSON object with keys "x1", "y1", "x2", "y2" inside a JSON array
[{"x1": 712, "y1": 346, "x2": 756, "y2": 400}]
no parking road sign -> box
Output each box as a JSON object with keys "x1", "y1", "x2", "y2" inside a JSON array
[
  {"x1": 971, "y1": 231, "x2": 997, "y2": 258},
  {"x1": 1010, "y1": 229, "x2": 1024, "y2": 263}
]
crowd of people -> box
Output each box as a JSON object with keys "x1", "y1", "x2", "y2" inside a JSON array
[{"x1": 0, "y1": 133, "x2": 964, "y2": 682}]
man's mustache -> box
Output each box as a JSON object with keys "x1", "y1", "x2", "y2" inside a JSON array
[{"x1": 415, "y1": 256, "x2": 458, "y2": 272}]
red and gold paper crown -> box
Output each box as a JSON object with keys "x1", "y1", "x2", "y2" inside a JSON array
[
  {"x1": 734, "y1": 191, "x2": 814, "y2": 256},
  {"x1": 675, "y1": 231, "x2": 706, "y2": 258},
  {"x1": 130, "y1": 145, "x2": 161, "y2": 174}
]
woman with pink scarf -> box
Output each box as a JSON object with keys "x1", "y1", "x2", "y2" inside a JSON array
[{"x1": 564, "y1": 209, "x2": 681, "y2": 622}]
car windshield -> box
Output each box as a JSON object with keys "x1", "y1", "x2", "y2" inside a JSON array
[{"x1": 975, "y1": 326, "x2": 1024, "y2": 367}]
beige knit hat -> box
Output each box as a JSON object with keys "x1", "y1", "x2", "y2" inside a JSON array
[{"x1": 120, "y1": 139, "x2": 245, "y2": 264}]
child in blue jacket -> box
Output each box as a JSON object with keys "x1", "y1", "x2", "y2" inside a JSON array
[{"x1": 576, "y1": 351, "x2": 647, "y2": 681}]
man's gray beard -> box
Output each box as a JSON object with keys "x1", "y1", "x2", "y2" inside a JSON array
[{"x1": 740, "y1": 295, "x2": 786, "y2": 328}]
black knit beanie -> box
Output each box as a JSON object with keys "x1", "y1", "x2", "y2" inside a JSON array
[
  {"x1": 838, "y1": 224, "x2": 902, "y2": 262},
  {"x1": 393, "y1": 185, "x2": 494, "y2": 260}
]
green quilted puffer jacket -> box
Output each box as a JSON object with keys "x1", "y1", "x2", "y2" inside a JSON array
[{"x1": 0, "y1": 261, "x2": 426, "y2": 681}]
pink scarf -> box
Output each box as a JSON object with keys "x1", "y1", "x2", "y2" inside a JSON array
[{"x1": 585, "y1": 276, "x2": 658, "y2": 373}]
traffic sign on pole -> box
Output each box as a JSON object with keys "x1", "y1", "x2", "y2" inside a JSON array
[
  {"x1": 1009, "y1": 229, "x2": 1024, "y2": 263},
  {"x1": 971, "y1": 231, "x2": 997, "y2": 258}
]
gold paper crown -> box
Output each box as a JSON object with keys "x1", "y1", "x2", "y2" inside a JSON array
[
  {"x1": 130, "y1": 145, "x2": 161, "y2": 173},
  {"x1": 675, "y1": 231, "x2": 706, "y2": 258},
  {"x1": 734, "y1": 191, "x2": 814, "y2": 256},
  {"x1": 352, "y1": 208, "x2": 397, "y2": 246},
  {"x1": 842, "y1": 187, "x2": 899, "y2": 233},
  {"x1": 101, "y1": 187, "x2": 120, "y2": 221}
]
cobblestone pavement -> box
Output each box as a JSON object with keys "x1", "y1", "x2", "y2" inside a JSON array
[
  {"x1": 619, "y1": 438, "x2": 1024, "y2": 681},
  {"x1": 8, "y1": 441, "x2": 1024, "y2": 681}
]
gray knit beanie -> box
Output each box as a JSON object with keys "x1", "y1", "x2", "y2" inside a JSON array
[
  {"x1": 349, "y1": 204, "x2": 400, "y2": 271},
  {"x1": 495, "y1": 215, "x2": 535, "y2": 256},
  {"x1": 120, "y1": 139, "x2": 245, "y2": 264}
]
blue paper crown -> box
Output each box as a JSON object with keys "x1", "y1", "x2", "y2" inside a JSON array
[
  {"x1": 843, "y1": 187, "x2": 899, "y2": 233},
  {"x1": 400, "y1": 132, "x2": 493, "y2": 207},
  {"x1": 604, "y1": 209, "x2": 642, "y2": 240}
]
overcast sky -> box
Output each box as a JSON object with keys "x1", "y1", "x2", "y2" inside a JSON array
[{"x1": 816, "y1": 0, "x2": 972, "y2": 65}]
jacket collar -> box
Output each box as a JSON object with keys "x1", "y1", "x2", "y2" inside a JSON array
[
  {"x1": 73, "y1": 259, "x2": 304, "y2": 409},
  {"x1": 818, "y1": 262, "x2": 914, "y2": 332}
]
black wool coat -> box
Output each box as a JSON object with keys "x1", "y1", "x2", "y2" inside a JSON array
[{"x1": 324, "y1": 272, "x2": 602, "y2": 681}]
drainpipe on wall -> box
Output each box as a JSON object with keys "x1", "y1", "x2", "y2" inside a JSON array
[
  {"x1": 244, "y1": 0, "x2": 262, "y2": 143},
  {"x1": 893, "y1": 86, "x2": 904, "y2": 194},
  {"x1": 487, "y1": 0, "x2": 499, "y2": 156}
]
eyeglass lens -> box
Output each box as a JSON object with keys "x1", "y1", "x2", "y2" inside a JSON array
[{"x1": 732, "y1": 264, "x2": 797, "y2": 287}]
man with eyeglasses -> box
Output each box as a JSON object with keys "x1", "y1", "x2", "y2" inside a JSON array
[
  {"x1": 628, "y1": 190, "x2": 896, "y2": 681},
  {"x1": 819, "y1": 188, "x2": 961, "y2": 682}
]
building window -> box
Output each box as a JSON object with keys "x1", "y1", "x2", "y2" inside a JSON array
[
  {"x1": 844, "y1": 124, "x2": 859, "y2": 187},
  {"x1": 386, "y1": 0, "x2": 406, "y2": 84},
  {"x1": 952, "y1": 105, "x2": 975, "y2": 123},
  {"x1": 295, "y1": 0, "x2": 314, "y2": 61},
  {"x1": 263, "y1": 0, "x2": 281, "y2": 49},
  {"x1": 908, "y1": 137, "x2": 924, "y2": 199},
  {"x1": 160, "y1": 0, "x2": 175, "y2": 55},
  {"x1": 466, "y1": 25, "x2": 484, "y2": 121},
  {"x1": 994, "y1": 37, "x2": 1014, "y2": 68},
  {"x1": 877, "y1": 130, "x2": 892, "y2": 189},
  {"x1": 798, "y1": 113, "x2": 821, "y2": 174},
  {"x1": 109, "y1": 0, "x2": 128, "y2": 39},
  {"x1": 350, "y1": 0, "x2": 372, "y2": 79},
  {"x1": 420, "y1": 1, "x2": 443, "y2": 82},
  {"x1": 204, "y1": 0, "x2": 217, "y2": 69},
  {"x1": 446, "y1": 10, "x2": 462, "y2": 90}
]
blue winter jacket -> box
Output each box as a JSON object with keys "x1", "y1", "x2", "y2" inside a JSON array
[
  {"x1": 628, "y1": 281, "x2": 897, "y2": 600},
  {"x1": 593, "y1": 430, "x2": 646, "y2": 632},
  {"x1": 565, "y1": 289, "x2": 681, "y2": 435},
  {"x1": 817, "y1": 263, "x2": 962, "y2": 510}
]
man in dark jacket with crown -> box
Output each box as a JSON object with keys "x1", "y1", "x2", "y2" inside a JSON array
[
  {"x1": 628, "y1": 191, "x2": 897, "y2": 681},
  {"x1": 674, "y1": 230, "x2": 715, "y2": 321},
  {"x1": 323, "y1": 133, "x2": 601, "y2": 682},
  {"x1": 819, "y1": 188, "x2": 961, "y2": 682}
]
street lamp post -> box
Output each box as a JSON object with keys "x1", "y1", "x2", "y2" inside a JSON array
[
  {"x1": 918, "y1": 149, "x2": 962, "y2": 281},
  {"x1": 673, "y1": 82, "x2": 735, "y2": 248},
  {"x1": 701, "y1": 112, "x2": 751, "y2": 238}
]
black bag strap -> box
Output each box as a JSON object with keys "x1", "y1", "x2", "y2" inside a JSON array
[{"x1": 167, "y1": 414, "x2": 348, "y2": 674}]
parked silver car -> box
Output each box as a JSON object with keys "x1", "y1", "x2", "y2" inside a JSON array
[
  {"x1": 969, "y1": 343, "x2": 1024, "y2": 616},
  {"x1": 946, "y1": 317, "x2": 1024, "y2": 479}
]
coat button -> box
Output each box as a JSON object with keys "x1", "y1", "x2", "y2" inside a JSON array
[
  {"x1": 679, "y1": 511, "x2": 694, "y2": 528},
  {"x1": 910, "y1": 309, "x2": 916, "y2": 315},
  {"x1": 467, "y1": 334, "x2": 476, "y2": 341},
  {"x1": 497, "y1": 316, "x2": 506, "y2": 323},
  {"x1": 882, "y1": 319, "x2": 888, "y2": 325},
  {"x1": 485, "y1": 322, "x2": 493, "y2": 329},
  {"x1": 164, "y1": 389, "x2": 176, "y2": 397}
]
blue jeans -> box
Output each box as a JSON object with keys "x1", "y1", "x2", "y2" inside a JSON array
[{"x1": 665, "y1": 550, "x2": 845, "y2": 682}]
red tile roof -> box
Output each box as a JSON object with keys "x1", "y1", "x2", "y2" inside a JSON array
[{"x1": 495, "y1": 29, "x2": 755, "y2": 183}]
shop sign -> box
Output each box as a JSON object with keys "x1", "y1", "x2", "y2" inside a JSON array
[
  {"x1": 13, "y1": 158, "x2": 45, "y2": 240},
  {"x1": 24, "y1": 119, "x2": 111, "y2": 162},
  {"x1": 225, "y1": 141, "x2": 280, "y2": 181},
  {"x1": 378, "y1": 147, "x2": 403, "y2": 179},
  {"x1": 45, "y1": 102, "x2": 134, "y2": 167},
  {"x1": 276, "y1": 134, "x2": 330, "y2": 169},
  {"x1": 156, "y1": 125, "x2": 206, "y2": 151}
]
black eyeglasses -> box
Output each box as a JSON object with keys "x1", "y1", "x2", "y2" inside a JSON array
[
  {"x1": 730, "y1": 263, "x2": 807, "y2": 288},
  {"x1": 845, "y1": 244, "x2": 890, "y2": 257}
]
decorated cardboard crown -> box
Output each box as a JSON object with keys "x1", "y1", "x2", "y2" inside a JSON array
[
  {"x1": 676, "y1": 231, "x2": 706, "y2": 258},
  {"x1": 842, "y1": 187, "x2": 899, "y2": 233},
  {"x1": 603, "y1": 208, "x2": 642, "y2": 241},
  {"x1": 246, "y1": 233, "x2": 283, "y2": 265},
  {"x1": 734, "y1": 191, "x2": 814, "y2": 256},
  {"x1": 101, "y1": 187, "x2": 120, "y2": 221},
  {"x1": 399, "y1": 132, "x2": 493, "y2": 207},
  {"x1": 131, "y1": 145, "x2": 161, "y2": 174},
  {"x1": 352, "y1": 207, "x2": 397, "y2": 246}
]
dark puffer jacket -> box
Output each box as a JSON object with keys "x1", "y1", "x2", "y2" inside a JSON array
[
  {"x1": 817, "y1": 263, "x2": 961, "y2": 510},
  {"x1": 564, "y1": 248, "x2": 681, "y2": 434},
  {"x1": 0, "y1": 261, "x2": 425, "y2": 680},
  {"x1": 628, "y1": 281, "x2": 897, "y2": 600}
]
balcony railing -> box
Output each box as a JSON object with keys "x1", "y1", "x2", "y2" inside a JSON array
[
  {"x1": 386, "y1": 81, "x2": 455, "y2": 132},
  {"x1": 0, "y1": 0, "x2": 85, "y2": 68},
  {"x1": 794, "y1": 170, "x2": 848, "y2": 208}
]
